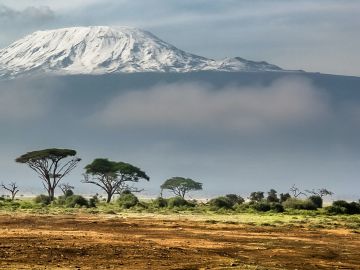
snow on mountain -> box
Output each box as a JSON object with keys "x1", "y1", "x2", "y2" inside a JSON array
[{"x1": 0, "y1": 26, "x2": 283, "y2": 78}]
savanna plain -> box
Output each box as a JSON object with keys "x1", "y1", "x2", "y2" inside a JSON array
[{"x1": 0, "y1": 204, "x2": 359, "y2": 270}]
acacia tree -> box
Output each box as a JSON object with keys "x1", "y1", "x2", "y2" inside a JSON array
[
  {"x1": 160, "y1": 177, "x2": 202, "y2": 198},
  {"x1": 305, "y1": 188, "x2": 334, "y2": 198},
  {"x1": 1, "y1": 182, "x2": 19, "y2": 201},
  {"x1": 15, "y1": 148, "x2": 81, "y2": 201},
  {"x1": 249, "y1": 191, "x2": 264, "y2": 202},
  {"x1": 267, "y1": 189, "x2": 279, "y2": 202},
  {"x1": 83, "y1": 158, "x2": 150, "y2": 203}
]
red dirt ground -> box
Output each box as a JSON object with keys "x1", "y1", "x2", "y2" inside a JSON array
[{"x1": 0, "y1": 214, "x2": 359, "y2": 269}]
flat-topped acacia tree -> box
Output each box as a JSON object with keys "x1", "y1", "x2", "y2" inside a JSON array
[
  {"x1": 83, "y1": 158, "x2": 150, "y2": 203},
  {"x1": 161, "y1": 177, "x2": 202, "y2": 198},
  {"x1": 15, "y1": 148, "x2": 81, "y2": 201}
]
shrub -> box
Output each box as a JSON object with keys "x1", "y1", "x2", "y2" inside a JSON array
[
  {"x1": 332, "y1": 200, "x2": 348, "y2": 208},
  {"x1": 65, "y1": 195, "x2": 89, "y2": 208},
  {"x1": 327, "y1": 205, "x2": 346, "y2": 214},
  {"x1": 251, "y1": 202, "x2": 271, "y2": 212},
  {"x1": 234, "y1": 203, "x2": 251, "y2": 212},
  {"x1": 308, "y1": 195, "x2": 323, "y2": 208},
  {"x1": 19, "y1": 201, "x2": 36, "y2": 209},
  {"x1": 282, "y1": 198, "x2": 317, "y2": 210},
  {"x1": 89, "y1": 195, "x2": 99, "y2": 208},
  {"x1": 153, "y1": 197, "x2": 168, "y2": 208},
  {"x1": 270, "y1": 202, "x2": 285, "y2": 213},
  {"x1": 64, "y1": 189, "x2": 74, "y2": 197},
  {"x1": 327, "y1": 200, "x2": 360, "y2": 215},
  {"x1": 167, "y1": 196, "x2": 192, "y2": 208},
  {"x1": 225, "y1": 194, "x2": 245, "y2": 205},
  {"x1": 280, "y1": 193, "x2": 291, "y2": 203},
  {"x1": 347, "y1": 202, "x2": 360, "y2": 214},
  {"x1": 209, "y1": 196, "x2": 234, "y2": 210},
  {"x1": 117, "y1": 193, "x2": 139, "y2": 209},
  {"x1": 34, "y1": 194, "x2": 51, "y2": 205}
]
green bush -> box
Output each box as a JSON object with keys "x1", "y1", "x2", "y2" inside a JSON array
[
  {"x1": 19, "y1": 201, "x2": 36, "y2": 209},
  {"x1": 308, "y1": 195, "x2": 323, "y2": 208},
  {"x1": 225, "y1": 194, "x2": 245, "y2": 205},
  {"x1": 270, "y1": 202, "x2": 285, "y2": 213},
  {"x1": 332, "y1": 200, "x2": 348, "y2": 208},
  {"x1": 234, "y1": 203, "x2": 251, "y2": 212},
  {"x1": 152, "y1": 197, "x2": 168, "y2": 208},
  {"x1": 209, "y1": 196, "x2": 234, "y2": 210},
  {"x1": 117, "y1": 193, "x2": 139, "y2": 209},
  {"x1": 64, "y1": 189, "x2": 74, "y2": 197},
  {"x1": 34, "y1": 194, "x2": 51, "y2": 205},
  {"x1": 89, "y1": 195, "x2": 99, "y2": 208},
  {"x1": 327, "y1": 200, "x2": 360, "y2": 215},
  {"x1": 282, "y1": 198, "x2": 317, "y2": 210},
  {"x1": 167, "y1": 196, "x2": 192, "y2": 208},
  {"x1": 327, "y1": 205, "x2": 346, "y2": 214},
  {"x1": 65, "y1": 195, "x2": 89, "y2": 208},
  {"x1": 251, "y1": 202, "x2": 271, "y2": 212}
]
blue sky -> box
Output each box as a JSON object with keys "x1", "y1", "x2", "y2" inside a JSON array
[{"x1": 0, "y1": 0, "x2": 359, "y2": 76}]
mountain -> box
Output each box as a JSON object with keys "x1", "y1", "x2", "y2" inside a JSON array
[{"x1": 0, "y1": 26, "x2": 283, "y2": 78}]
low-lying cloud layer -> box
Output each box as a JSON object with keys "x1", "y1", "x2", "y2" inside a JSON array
[
  {"x1": 0, "y1": 73, "x2": 359, "y2": 198},
  {"x1": 94, "y1": 77, "x2": 329, "y2": 134},
  {"x1": 0, "y1": 86, "x2": 49, "y2": 121}
]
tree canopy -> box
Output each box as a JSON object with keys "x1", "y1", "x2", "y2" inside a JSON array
[
  {"x1": 160, "y1": 177, "x2": 202, "y2": 198},
  {"x1": 83, "y1": 158, "x2": 149, "y2": 203},
  {"x1": 15, "y1": 148, "x2": 81, "y2": 201}
]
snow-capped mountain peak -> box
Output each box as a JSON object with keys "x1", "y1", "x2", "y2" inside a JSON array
[{"x1": 0, "y1": 26, "x2": 283, "y2": 77}]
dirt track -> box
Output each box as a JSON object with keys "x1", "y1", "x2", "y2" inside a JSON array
[{"x1": 0, "y1": 214, "x2": 359, "y2": 270}]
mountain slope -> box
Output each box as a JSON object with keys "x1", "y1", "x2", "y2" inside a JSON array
[{"x1": 0, "y1": 26, "x2": 283, "y2": 77}]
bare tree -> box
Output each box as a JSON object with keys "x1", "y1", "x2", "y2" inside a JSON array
[
  {"x1": 305, "y1": 188, "x2": 334, "y2": 198},
  {"x1": 59, "y1": 183, "x2": 74, "y2": 195},
  {"x1": 1, "y1": 182, "x2": 19, "y2": 201},
  {"x1": 289, "y1": 184, "x2": 306, "y2": 198},
  {"x1": 115, "y1": 182, "x2": 144, "y2": 195}
]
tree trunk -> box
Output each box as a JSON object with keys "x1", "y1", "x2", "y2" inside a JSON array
[
  {"x1": 106, "y1": 193, "x2": 112, "y2": 203},
  {"x1": 48, "y1": 187, "x2": 55, "y2": 201}
]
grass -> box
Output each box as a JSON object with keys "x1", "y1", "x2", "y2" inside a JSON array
[{"x1": 1, "y1": 197, "x2": 359, "y2": 230}]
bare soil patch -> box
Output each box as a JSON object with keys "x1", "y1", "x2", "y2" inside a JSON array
[{"x1": 0, "y1": 213, "x2": 359, "y2": 269}]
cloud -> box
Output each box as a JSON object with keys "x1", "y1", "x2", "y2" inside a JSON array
[
  {"x1": 0, "y1": 5, "x2": 55, "y2": 24},
  {"x1": 92, "y1": 77, "x2": 329, "y2": 134},
  {"x1": 0, "y1": 5, "x2": 56, "y2": 48},
  {"x1": 0, "y1": 82, "x2": 50, "y2": 121}
]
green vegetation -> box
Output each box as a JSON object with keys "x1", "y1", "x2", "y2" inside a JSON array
[
  {"x1": 117, "y1": 192, "x2": 139, "y2": 209},
  {"x1": 160, "y1": 177, "x2": 202, "y2": 198},
  {"x1": 1, "y1": 147, "x2": 358, "y2": 228},
  {"x1": 83, "y1": 158, "x2": 150, "y2": 203},
  {"x1": 282, "y1": 198, "x2": 317, "y2": 210},
  {"x1": 326, "y1": 200, "x2": 360, "y2": 214}
]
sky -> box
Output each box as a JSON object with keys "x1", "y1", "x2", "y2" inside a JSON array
[
  {"x1": 0, "y1": 1, "x2": 360, "y2": 201},
  {"x1": 0, "y1": 0, "x2": 359, "y2": 76},
  {"x1": 0, "y1": 73, "x2": 360, "y2": 201}
]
